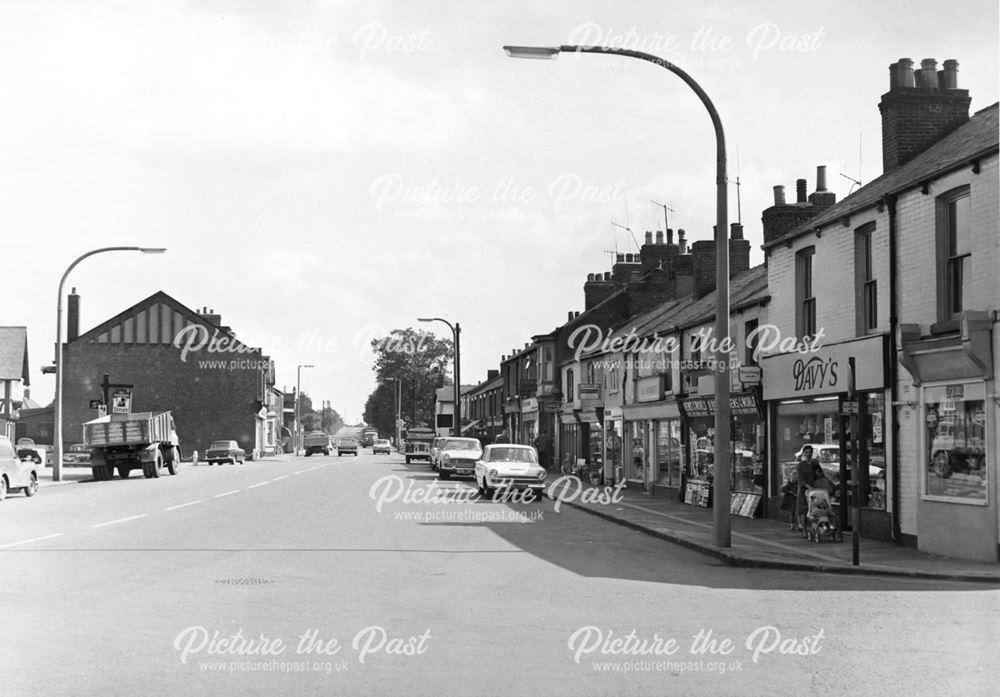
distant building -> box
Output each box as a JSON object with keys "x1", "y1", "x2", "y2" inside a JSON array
[
  {"x1": 61, "y1": 290, "x2": 279, "y2": 458},
  {"x1": 0, "y1": 326, "x2": 30, "y2": 440}
]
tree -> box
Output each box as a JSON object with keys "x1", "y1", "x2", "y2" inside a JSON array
[{"x1": 364, "y1": 328, "x2": 453, "y2": 434}]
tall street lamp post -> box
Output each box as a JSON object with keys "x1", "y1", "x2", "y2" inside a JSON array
[
  {"x1": 295, "y1": 364, "x2": 314, "y2": 456},
  {"x1": 417, "y1": 318, "x2": 461, "y2": 437},
  {"x1": 504, "y1": 44, "x2": 731, "y2": 546},
  {"x1": 53, "y1": 246, "x2": 166, "y2": 482},
  {"x1": 386, "y1": 376, "x2": 402, "y2": 448}
]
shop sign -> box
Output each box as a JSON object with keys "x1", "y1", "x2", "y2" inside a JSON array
[
  {"x1": 543, "y1": 401, "x2": 563, "y2": 413},
  {"x1": 738, "y1": 366, "x2": 762, "y2": 385},
  {"x1": 578, "y1": 383, "x2": 602, "y2": 399},
  {"x1": 111, "y1": 388, "x2": 132, "y2": 414},
  {"x1": 679, "y1": 393, "x2": 761, "y2": 420},
  {"x1": 576, "y1": 410, "x2": 600, "y2": 424},
  {"x1": 521, "y1": 397, "x2": 538, "y2": 413},
  {"x1": 761, "y1": 334, "x2": 886, "y2": 400},
  {"x1": 636, "y1": 375, "x2": 663, "y2": 403}
]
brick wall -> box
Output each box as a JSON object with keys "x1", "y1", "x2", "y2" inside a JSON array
[{"x1": 62, "y1": 341, "x2": 266, "y2": 458}]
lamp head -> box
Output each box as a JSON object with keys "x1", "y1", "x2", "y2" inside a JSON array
[
  {"x1": 503, "y1": 45, "x2": 561, "y2": 60},
  {"x1": 139, "y1": 247, "x2": 167, "y2": 254}
]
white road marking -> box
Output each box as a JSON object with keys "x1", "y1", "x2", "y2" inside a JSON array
[
  {"x1": 214, "y1": 490, "x2": 241, "y2": 498},
  {"x1": 248, "y1": 482, "x2": 269, "y2": 489},
  {"x1": 272, "y1": 475, "x2": 288, "y2": 481},
  {"x1": 0, "y1": 533, "x2": 63, "y2": 549},
  {"x1": 292, "y1": 471, "x2": 305, "y2": 476},
  {"x1": 92, "y1": 514, "x2": 148, "y2": 528},
  {"x1": 165, "y1": 500, "x2": 203, "y2": 511}
]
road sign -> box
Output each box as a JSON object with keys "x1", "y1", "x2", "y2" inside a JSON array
[{"x1": 841, "y1": 400, "x2": 858, "y2": 415}]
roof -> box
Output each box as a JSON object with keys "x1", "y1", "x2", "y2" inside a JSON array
[
  {"x1": 578, "y1": 265, "x2": 769, "y2": 359},
  {"x1": 765, "y1": 103, "x2": 1000, "y2": 249},
  {"x1": 0, "y1": 327, "x2": 29, "y2": 384},
  {"x1": 435, "y1": 385, "x2": 476, "y2": 403}
]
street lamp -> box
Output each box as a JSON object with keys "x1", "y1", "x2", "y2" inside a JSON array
[
  {"x1": 53, "y1": 247, "x2": 166, "y2": 482},
  {"x1": 295, "y1": 364, "x2": 314, "y2": 456},
  {"x1": 504, "y1": 44, "x2": 732, "y2": 546},
  {"x1": 417, "y1": 318, "x2": 461, "y2": 437},
  {"x1": 385, "y1": 376, "x2": 402, "y2": 449}
]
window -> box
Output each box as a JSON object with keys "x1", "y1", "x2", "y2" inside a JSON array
[
  {"x1": 566, "y1": 369, "x2": 575, "y2": 402},
  {"x1": 855, "y1": 224, "x2": 877, "y2": 334},
  {"x1": 924, "y1": 382, "x2": 987, "y2": 504},
  {"x1": 542, "y1": 345, "x2": 554, "y2": 382},
  {"x1": 936, "y1": 189, "x2": 972, "y2": 321},
  {"x1": 796, "y1": 247, "x2": 816, "y2": 339}
]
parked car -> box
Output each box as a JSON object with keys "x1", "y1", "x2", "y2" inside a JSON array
[
  {"x1": 1, "y1": 435, "x2": 39, "y2": 500},
  {"x1": 337, "y1": 437, "x2": 359, "y2": 457},
  {"x1": 474, "y1": 444, "x2": 547, "y2": 500},
  {"x1": 15, "y1": 437, "x2": 46, "y2": 467},
  {"x1": 372, "y1": 439, "x2": 392, "y2": 455},
  {"x1": 437, "y1": 437, "x2": 483, "y2": 480},
  {"x1": 429, "y1": 437, "x2": 447, "y2": 470},
  {"x1": 206, "y1": 440, "x2": 245, "y2": 465},
  {"x1": 62, "y1": 443, "x2": 92, "y2": 466}
]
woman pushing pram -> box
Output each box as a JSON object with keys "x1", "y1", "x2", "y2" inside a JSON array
[{"x1": 795, "y1": 445, "x2": 841, "y2": 542}]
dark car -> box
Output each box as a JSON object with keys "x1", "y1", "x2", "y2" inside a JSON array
[
  {"x1": 63, "y1": 443, "x2": 92, "y2": 466},
  {"x1": 206, "y1": 440, "x2": 245, "y2": 465}
]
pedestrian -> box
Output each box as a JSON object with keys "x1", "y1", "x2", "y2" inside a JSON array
[
  {"x1": 795, "y1": 445, "x2": 820, "y2": 535},
  {"x1": 780, "y1": 471, "x2": 799, "y2": 530},
  {"x1": 494, "y1": 429, "x2": 511, "y2": 444},
  {"x1": 534, "y1": 431, "x2": 553, "y2": 469}
]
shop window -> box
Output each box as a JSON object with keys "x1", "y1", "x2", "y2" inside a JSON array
[
  {"x1": 773, "y1": 398, "x2": 842, "y2": 496},
  {"x1": 627, "y1": 421, "x2": 647, "y2": 481},
  {"x1": 855, "y1": 223, "x2": 877, "y2": 335},
  {"x1": 796, "y1": 246, "x2": 816, "y2": 339},
  {"x1": 656, "y1": 419, "x2": 681, "y2": 486},
  {"x1": 923, "y1": 383, "x2": 987, "y2": 504},
  {"x1": 936, "y1": 187, "x2": 972, "y2": 323},
  {"x1": 864, "y1": 393, "x2": 886, "y2": 510},
  {"x1": 566, "y1": 369, "x2": 574, "y2": 402}
]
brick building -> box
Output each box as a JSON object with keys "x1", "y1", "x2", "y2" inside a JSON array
[
  {"x1": 760, "y1": 57, "x2": 998, "y2": 561},
  {"x1": 61, "y1": 290, "x2": 279, "y2": 459}
]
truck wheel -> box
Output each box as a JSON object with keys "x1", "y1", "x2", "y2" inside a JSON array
[
  {"x1": 143, "y1": 462, "x2": 155, "y2": 478},
  {"x1": 23, "y1": 473, "x2": 38, "y2": 497},
  {"x1": 305, "y1": 451, "x2": 312, "y2": 457},
  {"x1": 166, "y1": 449, "x2": 179, "y2": 475},
  {"x1": 323, "y1": 449, "x2": 329, "y2": 456},
  {"x1": 405, "y1": 456, "x2": 411, "y2": 464},
  {"x1": 438, "y1": 471, "x2": 451, "y2": 481},
  {"x1": 153, "y1": 451, "x2": 163, "y2": 478},
  {"x1": 117, "y1": 465, "x2": 130, "y2": 479},
  {"x1": 0, "y1": 476, "x2": 7, "y2": 501}
]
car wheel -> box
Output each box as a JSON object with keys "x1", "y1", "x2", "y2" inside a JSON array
[
  {"x1": 932, "y1": 451, "x2": 952, "y2": 478},
  {"x1": 405, "y1": 456, "x2": 410, "y2": 464},
  {"x1": 23, "y1": 473, "x2": 38, "y2": 497},
  {"x1": 0, "y1": 476, "x2": 7, "y2": 501}
]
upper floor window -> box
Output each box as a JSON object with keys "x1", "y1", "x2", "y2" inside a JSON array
[
  {"x1": 796, "y1": 246, "x2": 816, "y2": 339},
  {"x1": 855, "y1": 224, "x2": 877, "y2": 334},
  {"x1": 744, "y1": 318, "x2": 759, "y2": 366},
  {"x1": 937, "y1": 187, "x2": 972, "y2": 321},
  {"x1": 566, "y1": 369, "x2": 575, "y2": 401},
  {"x1": 542, "y1": 345, "x2": 554, "y2": 382}
]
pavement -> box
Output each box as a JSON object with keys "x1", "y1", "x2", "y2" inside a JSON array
[
  {"x1": 557, "y1": 481, "x2": 1000, "y2": 583},
  {"x1": 35, "y1": 453, "x2": 296, "y2": 487}
]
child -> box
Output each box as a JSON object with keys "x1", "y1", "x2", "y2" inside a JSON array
[{"x1": 779, "y1": 472, "x2": 799, "y2": 530}]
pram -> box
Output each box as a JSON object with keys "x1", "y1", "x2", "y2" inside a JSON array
[{"x1": 804, "y1": 487, "x2": 842, "y2": 543}]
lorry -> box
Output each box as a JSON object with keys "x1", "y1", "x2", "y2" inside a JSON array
[
  {"x1": 303, "y1": 431, "x2": 333, "y2": 457},
  {"x1": 360, "y1": 428, "x2": 379, "y2": 448},
  {"x1": 403, "y1": 426, "x2": 435, "y2": 464},
  {"x1": 83, "y1": 411, "x2": 182, "y2": 481}
]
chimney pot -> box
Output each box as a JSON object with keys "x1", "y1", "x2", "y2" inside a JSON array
[
  {"x1": 678, "y1": 229, "x2": 687, "y2": 254},
  {"x1": 616, "y1": 253, "x2": 625, "y2": 263},
  {"x1": 587, "y1": 273, "x2": 595, "y2": 282},
  {"x1": 644, "y1": 231, "x2": 653, "y2": 245},
  {"x1": 730, "y1": 222, "x2": 744, "y2": 240},
  {"x1": 897, "y1": 58, "x2": 914, "y2": 89},
  {"x1": 796, "y1": 178, "x2": 807, "y2": 203},
  {"x1": 941, "y1": 59, "x2": 959, "y2": 88},
  {"x1": 816, "y1": 165, "x2": 827, "y2": 192},
  {"x1": 666, "y1": 228, "x2": 674, "y2": 245},
  {"x1": 568, "y1": 311, "x2": 574, "y2": 321},
  {"x1": 773, "y1": 185, "x2": 786, "y2": 205},
  {"x1": 918, "y1": 58, "x2": 939, "y2": 88},
  {"x1": 603, "y1": 272, "x2": 611, "y2": 281},
  {"x1": 625, "y1": 253, "x2": 634, "y2": 263},
  {"x1": 67, "y1": 288, "x2": 81, "y2": 342},
  {"x1": 655, "y1": 230, "x2": 664, "y2": 245}
]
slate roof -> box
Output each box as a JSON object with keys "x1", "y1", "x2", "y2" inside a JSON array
[
  {"x1": 764, "y1": 103, "x2": 1000, "y2": 249},
  {"x1": 0, "y1": 327, "x2": 30, "y2": 384}
]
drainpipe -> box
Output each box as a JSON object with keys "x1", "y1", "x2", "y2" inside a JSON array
[{"x1": 885, "y1": 193, "x2": 902, "y2": 543}]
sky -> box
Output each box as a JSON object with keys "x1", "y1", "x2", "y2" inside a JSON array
[{"x1": 2, "y1": 0, "x2": 997, "y2": 421}]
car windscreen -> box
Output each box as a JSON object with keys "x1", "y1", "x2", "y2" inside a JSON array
[
  {"x1": 209, "y1": 441, "x2": 233, "y2": 449},
  {"x1": 486, "y1": 448, "x2": 537, "y2": 463},
  {"x1": 443, "y1": 440, "x2": 481, "y2": 452}
]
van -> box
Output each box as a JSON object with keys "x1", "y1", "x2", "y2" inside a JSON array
[{"x1": 1, "y1": 435, "x2": 39, "y2": 500}]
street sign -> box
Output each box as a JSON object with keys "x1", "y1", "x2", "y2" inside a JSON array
[
  {"x1": 738, "y1": 366, "x2": 762, "y2": 385},
  {"x1": 89, "y1": 399, "x2": 104, "y2": 410},
  {"x1": 396, "y1": 419, "x2": 405, "y2": 428},
  {"x1": 841, "y1": 400, "x2": 859, "y2": 415}
]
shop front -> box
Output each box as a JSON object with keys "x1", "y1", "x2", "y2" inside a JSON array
[
  {"x1": 559, "y1": 412, "x2": 580, "y2": 472},
  {"x1": 678, "y1": 392, "x2": 765, "y2": 515},
  {"x1": 624, "y1": 375, "x2": 682, "y2": 495},
  {"x1": 604, "y1": 407, "x2": 623, "y2": 485},
  {"x1": 900, "y1": 312, "x2": 995, "y2": 561},
  {"x1": 762, "y1": 334, "x2": 891, "y2": 538},
  {"x1": 520, "y1": 398, "x2": 538, "y2": 445}
]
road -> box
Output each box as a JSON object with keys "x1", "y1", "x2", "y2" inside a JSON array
[{"x1": 1, "y1": 451, "x2": 997, "y2": 696}]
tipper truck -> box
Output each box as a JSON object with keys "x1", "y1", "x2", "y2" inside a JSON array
[{"x1": 83, "y1": 411, "x2": 182, "y2": 481}]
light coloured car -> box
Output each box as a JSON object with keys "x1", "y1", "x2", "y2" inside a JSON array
[
  {"x1": 475, "y1": 444, "x2": 546, "y2": 500},
  {"x1": 337, "y1": 437, "x2": 359, "y2": 456},
  {"x1": 1, "y1": 435, "x2": 39, "y2": 500},
  {"x1": 436, "y1": 437, "x2": 483, "y2": 480},
  {"x1": 63, "y1": 443, "x2": 92, "y2": 466},
  {"x1": 372, "y1": 439, "x2": 392, "y2": 455}
]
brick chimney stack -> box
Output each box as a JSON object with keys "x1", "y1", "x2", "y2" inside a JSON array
[
  {"x1": 67, "y1": 287, "x2": 80, "y2": 342},
  {"x1": 879, "y1": 57, "x2": 970, "y2": 172}
]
